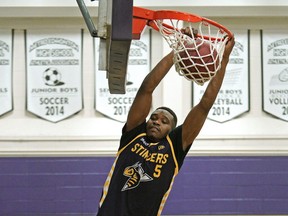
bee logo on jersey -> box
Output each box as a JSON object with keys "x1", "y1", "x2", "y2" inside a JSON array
[{"x1": 122, "y1": 162, "x2": 153, "y2": 191}]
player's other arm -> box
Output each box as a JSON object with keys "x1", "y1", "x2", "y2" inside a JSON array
[
  {"x1": 181, "y1": 36, "x2": 235, "y2": 151},
  {"x1": 125, "y1": 51, "x2": 174, "y2": 132}
]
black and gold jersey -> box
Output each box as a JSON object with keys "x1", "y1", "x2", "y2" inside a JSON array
[{"x1": 97, "y1": 122, "x2": 189, "y2": 216}]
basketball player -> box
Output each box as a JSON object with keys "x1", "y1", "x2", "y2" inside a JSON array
[{"x1": 96, "y1": 35, "x2": 235, "y2": 216}]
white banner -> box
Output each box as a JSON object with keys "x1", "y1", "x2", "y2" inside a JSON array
[
  {"x1": 262, "y1": 30, "x2": 288, "y2": 122},
  {"x1": 0, "y1": 29, "x2": 13, "y2": 117},
  {"x1": 193, "y1": 30, "x2": 250, "y2": 122},
  {"x1": 95, "y1": 32, "x2": 150, "y2": 122},
  {"x1": 26, "y1": 29, "x2": 83, "y2": 122}
]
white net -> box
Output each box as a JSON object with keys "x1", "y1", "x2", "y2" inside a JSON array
[{"x1": 154, "y1": 20, "x2": 229, "y2": 85}]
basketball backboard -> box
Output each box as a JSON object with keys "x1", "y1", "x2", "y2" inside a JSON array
[{"x1": 76, "y1": 0, "x2": 133, "y2": 94}]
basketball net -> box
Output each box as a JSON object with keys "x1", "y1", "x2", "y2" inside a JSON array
[{"x1": 154, "y1": 20, "x2": 229, "y2": 85}]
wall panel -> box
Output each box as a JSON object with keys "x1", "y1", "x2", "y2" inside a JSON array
[{"x1": 0, "y1": 156, "x2": 287, "y2": 215}]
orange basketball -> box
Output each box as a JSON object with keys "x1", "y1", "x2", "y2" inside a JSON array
[{"x1": 178, "y1": 38, "x2": 219, "y2": 82}]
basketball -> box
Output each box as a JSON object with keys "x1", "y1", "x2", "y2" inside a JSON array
[{"x1": 178, "y1": 38, "x2": 219, "y2": 84}]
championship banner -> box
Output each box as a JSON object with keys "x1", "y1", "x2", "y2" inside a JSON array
[
  {"x1": 0, "y1": 29, "x2": 13, "y2": 117},
  {"x1": 26, "y1": 29, "x2": 83, "y2": 122},
  {"x1": 262, "y1": 30, "x2": 288, "y2": 122},
  {"x1": 95, "y1": 32, "x2": 150, "y2": 122},
  {"x1": 193, "y1": 30, "x2": 250, "y2": 122}
]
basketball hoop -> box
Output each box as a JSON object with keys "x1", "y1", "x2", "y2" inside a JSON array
[{"x1": 133, "y1": 7, "x2": 233, "y2": 85}]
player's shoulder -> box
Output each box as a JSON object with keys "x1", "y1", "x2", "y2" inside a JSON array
[{"x1": 168, "y1": 125, "x2": 182, "y2": 142}]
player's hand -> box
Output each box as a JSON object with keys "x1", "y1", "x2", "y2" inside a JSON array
[
  {"x1": 180, "y1": 27, "x2": 198, "y2": 38},
  {"x1": 222, "y1": 35, "x2": 235, "y2": 62}
]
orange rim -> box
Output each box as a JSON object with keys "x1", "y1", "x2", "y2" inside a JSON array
[{"x1": 133, "y1": 7, "x2": 233, "y2": 40}]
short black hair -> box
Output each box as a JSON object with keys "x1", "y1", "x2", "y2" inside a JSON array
[{"x1": 156, "y1": 106, "x2": 177, "y2": 128}]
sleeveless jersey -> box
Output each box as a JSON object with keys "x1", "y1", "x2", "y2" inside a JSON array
[{"x1": 97, "y1": 122, "x2": 189, "y2": 216}]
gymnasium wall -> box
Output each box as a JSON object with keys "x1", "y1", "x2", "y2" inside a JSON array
[
  {"x1": 0, "y1": 1, "x2": 287, "y2": 215},
  {"x1": 1, "y1": 156, "x2": 288, "y2": 215}
]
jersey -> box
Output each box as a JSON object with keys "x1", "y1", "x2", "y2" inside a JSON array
[{"x1": 96, "y1": 122, "x2": 189, "y2": 216}]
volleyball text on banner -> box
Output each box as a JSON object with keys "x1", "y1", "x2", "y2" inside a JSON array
[
  {"x1": 95, "y1": 31, "x2": 150, "y2": 122},
  {"x1": 0, "y1": 29, "x2": 13, "y2": 117},
  {"x1": 262, "y1": 30, "x2": 288, "y2": 122},
  {"x1": 193, "y1": 30, "x2": 250, "y2": 123},
  {"x1": 26, "y1": 29, "x2": 83, "y2": 123}
]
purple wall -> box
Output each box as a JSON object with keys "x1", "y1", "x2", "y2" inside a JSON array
[
  {"x1": 164, "y1": 156, "x2": 288, "y2": 215},
  {"x1": 0, "y1": 156, "x2": 288, "y2": 215}
]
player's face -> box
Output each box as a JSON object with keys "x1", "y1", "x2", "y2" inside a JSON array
[{"x1": 146, "y1": 109, "x2": 174, "y2": 142}]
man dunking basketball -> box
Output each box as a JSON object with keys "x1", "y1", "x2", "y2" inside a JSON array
[{"x1": 96, "y1": 33, "x2": 235, "y2": 216}]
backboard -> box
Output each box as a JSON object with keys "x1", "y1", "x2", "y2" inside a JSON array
[{"x1": 77, "y1": 0, "x2": 133, "y2": 94}]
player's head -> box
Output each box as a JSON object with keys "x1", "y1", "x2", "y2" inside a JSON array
[
  {"x1": 156, "y1": 107, "x2": 177, "y2": 128},
  {"x1": 146, "y1": 107, "x2": 177, "y2": 141}
]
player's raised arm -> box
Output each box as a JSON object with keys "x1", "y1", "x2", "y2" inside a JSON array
[
  {"x1": 181, "y1": 36, "x2": 235, "y2": 151},
  {"x1": 125, "y1": 51, "x2": 174, "y2": 132}
]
